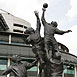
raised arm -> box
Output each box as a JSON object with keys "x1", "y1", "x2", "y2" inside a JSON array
[
  {"x1": 2, "y1": 66, "x2": 12, "y2": 75},
  {"x1": 25, "y1": 59, "x2": 37, "y2": 69},
  {"x1": 55, "y1": 28, "x2": 72, "y2": 35},
  {"x1": 41, "y1": 8, "x2": 47, "y2": 25},
  {"x1": 34, "y1": 11, "x2": 41, "y2": 32}
]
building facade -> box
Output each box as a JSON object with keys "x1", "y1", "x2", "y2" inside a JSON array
[{"x1": 0, "y1": 13, "x2": 31, "y2": 33}]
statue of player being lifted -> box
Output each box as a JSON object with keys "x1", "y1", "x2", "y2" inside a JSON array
[
  {"x1": 41, "y1": 3, "x2": 72, "y2": 60},
  {"x1": 41, "y1": 3, "x2": 72, "y2": 77}
]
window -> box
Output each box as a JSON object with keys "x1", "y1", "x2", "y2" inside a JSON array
[
  {"x1": 11, "y1": 34, "x2": 23, "y2": 43},
  {"x1": 13, "y1": 29, "x2": 23, "y2": 33},
  {"x1": 28, "y1": 66, "x2": 37, "y2": 71},
  {"x1": 0, "y1": 58, "x2": 7, "y2": 70},
  {"x1": 0, "y1": 58, "x2": 7, "y2": 76},
  {"x1": 11, "y1": 34, "x2": 30, "y2": 46},
  {"x1": 64, "y1": 64, "x2": 74, "y2": 77},
  {"x1": 0, "y1": 33, "x2": 9, "y2": 43},
  {"x1": 24, "y1": 26, "x2": 27, "y2": 29},
  {"x1": 13, "y1": 24, "x2": 23, "y2": 28}
]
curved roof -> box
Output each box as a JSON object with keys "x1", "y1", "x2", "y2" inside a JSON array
[
  {"x1": 61, "y1": 51, "x2": 77, "y2": 65},
  {"x1": 58, "y1": 42, "x2": 69, "y2": 52}
]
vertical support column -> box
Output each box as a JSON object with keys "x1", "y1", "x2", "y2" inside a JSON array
[
  {"x1": 9, "y1": 34, "x2": 11, "y2": 44},
  {"x1": 37, "y1": 60, "x2": 40, "y2": 77},
  {"x1": 7, "y1": 58, "x2": 10, "y2": 77},
  {"x1": 23, "y1": 26, "x2": 24, "y2": 34},
  {"x1": 62, "y1": 70, "x2": 64, "y2": 77},
  {"x1": 74, "y1": 65, "x2": 77, "y2": 77}
]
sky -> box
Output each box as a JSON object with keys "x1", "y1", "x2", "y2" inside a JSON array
[{"x1": 0, "y1": 0, "x2": 77, "y2": 56}]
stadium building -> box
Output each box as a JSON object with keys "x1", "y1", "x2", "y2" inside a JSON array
[{"x1": 0, "y1": 12, "x2": 77, "y2": 77}]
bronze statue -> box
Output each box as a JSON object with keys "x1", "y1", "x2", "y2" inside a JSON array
[
  {"x1": 24, "y1": 11, "x2": 46, "y2": 65},
  {"x1": 24, "y1": 11, "x2": 46, "y2": 77},
  {"x1": 2, "y1": 55, "x2": 37, "y2": 77},
  {"x1": 2, "y1": 3, "x2": 72, "y2": 77},
  {"x1": 40, "y1": 3, "x2": 72, "y2": 77},
  {"x1": 43, "y1": 51, "x2": 63, "y2": 77},
  {"x1": 41, "y1": 3, "x2": 72, "y2": 59}
]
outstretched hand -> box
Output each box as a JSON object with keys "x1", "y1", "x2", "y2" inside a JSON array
[
  {"x1": 67, "y1": 30, "x2": 72, "y2": 32},
  {"x1": 34, "y1": 10, "x2": 39, "y2": 18}
]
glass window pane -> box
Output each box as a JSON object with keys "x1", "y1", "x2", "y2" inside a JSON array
[
  {"x1": 0, "y1": 58, "x2": 7, "y2": 70},
  {"x1": 0, "y1": 59, "x2": 7, "y2": 65},
  {"x1": 64, "y1": 64, "x2": 74, "y2": 75},
  {"x1": 28, "y1": 66, "x2": 37, "y2": 71}
]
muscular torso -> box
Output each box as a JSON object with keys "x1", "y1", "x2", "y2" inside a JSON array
[
  {"x1": 44, "y1": 23, "x2": 56, "y2": 36},
  {"x1": 26, "y1": 30, "x2": 44, "y2": 55},
  {"x1": 29, "y1": 31, "x2": 41, "y2": 45},
  {"x1": 27, "y1": 30, "x2": 43, "y2": 48},
  {"x1": 43, "y1": 23, "x2": 58, "y2": 44}
]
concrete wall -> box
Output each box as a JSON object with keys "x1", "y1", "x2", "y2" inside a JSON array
[{"x1": 1, "y1": 13, "x2": 31, "y2": 34}]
